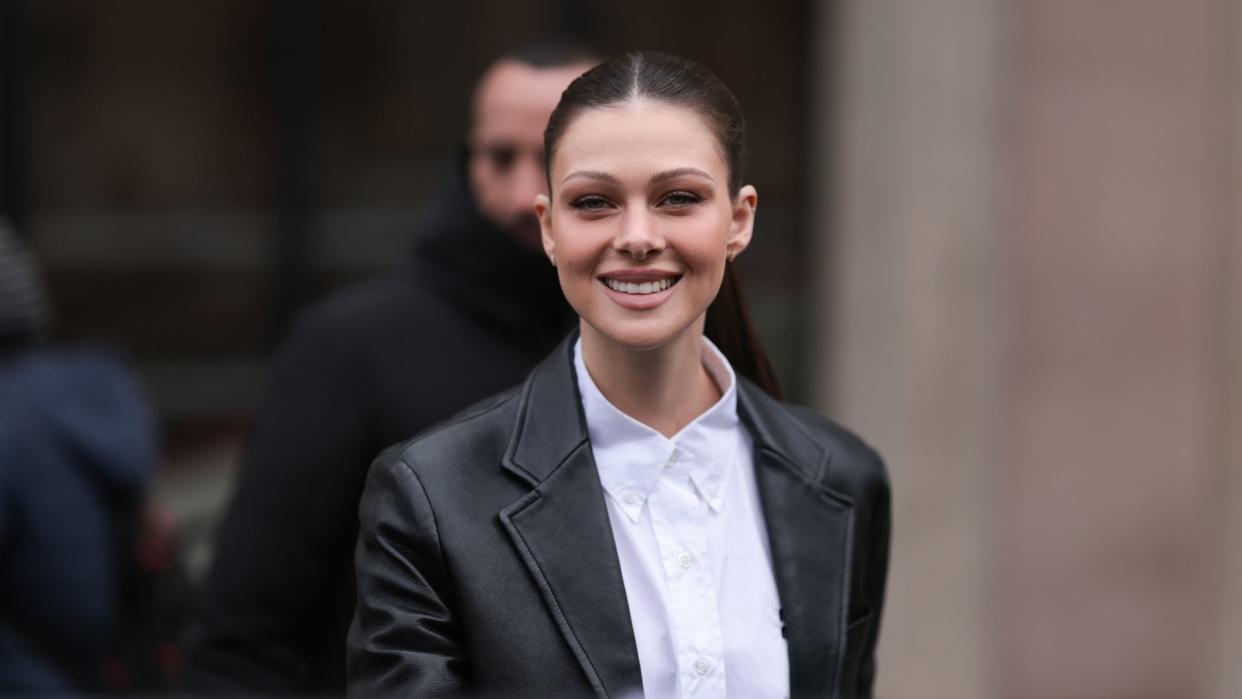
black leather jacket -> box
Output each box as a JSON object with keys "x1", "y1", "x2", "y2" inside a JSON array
[{"x1": 349, "y1": 336, "x2": 891, "y2": 698}]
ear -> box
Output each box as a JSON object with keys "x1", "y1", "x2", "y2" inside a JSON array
[
  {"x1": 534, "y1": 193, "x2": 556, "y2": 263},
  {"x1": 726, "y1": 184, "x2": 758, "y2": 260}
]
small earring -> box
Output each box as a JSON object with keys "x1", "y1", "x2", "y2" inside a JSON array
[{"x1": 549, "y1": 254, "x2": 556, "y2": 267}]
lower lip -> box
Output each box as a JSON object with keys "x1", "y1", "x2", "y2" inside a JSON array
[{"x1": 600, "y1": 279, "x2": 679, "y2": 310}]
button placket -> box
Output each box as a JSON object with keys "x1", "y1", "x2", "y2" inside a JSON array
[{"x1": 649, "y1": 470, "x2": 725, "y2": 698}]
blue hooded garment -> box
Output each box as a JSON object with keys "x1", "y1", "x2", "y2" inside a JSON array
[{"x1": 0, "y1": 348, "x2": 156, "y2": 691}]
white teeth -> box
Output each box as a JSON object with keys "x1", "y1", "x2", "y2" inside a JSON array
[{"x1": 604, "y1": 277, "x2": 678, "y2": 295}]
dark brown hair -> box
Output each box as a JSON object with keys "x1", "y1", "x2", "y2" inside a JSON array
[{"x1": 543, "y1": 51, "x2": 782, "y2": 399}]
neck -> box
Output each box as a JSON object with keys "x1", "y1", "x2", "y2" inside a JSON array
[{"x1": 579, "y1": 319, "x2": 722, "y2": 438}]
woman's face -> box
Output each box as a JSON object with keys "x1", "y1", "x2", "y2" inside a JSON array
[{"x1": 536, "y1": 100, "x2": 757, "y2": 351}]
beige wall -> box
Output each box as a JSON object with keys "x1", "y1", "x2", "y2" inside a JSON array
[
  {"x1": 814, "y1": 1, "x2": 1240, "y2": 697},
  {"x1": 809, "y1": 0, "x2": 1003, "y2": 695},
  {"x1": 1215, "y1": 5, "x2": 1242, "y2": 696}
]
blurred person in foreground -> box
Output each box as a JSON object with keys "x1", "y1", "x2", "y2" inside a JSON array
[
  {"x1": 179, "y1": 44, "x2": 599, "y2": 694},
  {"x1": 0, "y1": 220, "x2": 160, "y2": 691}
]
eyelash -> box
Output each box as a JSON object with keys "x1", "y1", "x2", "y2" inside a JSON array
[
  {"x1": 568, "y1": 195, "x2": 611, "y2": 211},
  {"x1": 566, "y1": 191, "x2": 704, "y2": 211},
  {"x1": 661, "y1": 190, "x2": 702, "y2": 207}
]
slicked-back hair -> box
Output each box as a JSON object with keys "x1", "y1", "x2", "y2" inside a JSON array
[{"x1": 543, "y1": 51, "x2": 747, "y2": 197}]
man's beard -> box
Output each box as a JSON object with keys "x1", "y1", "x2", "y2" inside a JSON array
[{"x1": 503, "y1": 214, "x2": 543, "y2": 252}]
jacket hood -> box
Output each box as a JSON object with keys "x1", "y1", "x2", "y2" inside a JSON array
[
  {"x1": 0, "y1": 348, "x2": 156, "y2": 495},
  {"x1": 406, "y1": 154, "x2": 574, "y2": 338}
]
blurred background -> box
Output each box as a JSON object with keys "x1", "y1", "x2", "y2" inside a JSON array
[{"x1": 0, "y1": 0, "x2": 1238, "y2": 697}]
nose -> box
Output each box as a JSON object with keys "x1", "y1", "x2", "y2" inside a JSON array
[{"x1": 612, "y1": 206, "x2": 665, "y2": 261}]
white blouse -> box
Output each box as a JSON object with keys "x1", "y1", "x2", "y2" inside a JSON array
[{"x1": 573, "y1": 338, "x2": 790, "y2": 699}]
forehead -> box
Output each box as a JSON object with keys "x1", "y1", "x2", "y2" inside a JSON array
[
  {"x1": 472, "y1": 61, "x2": 588, "y2": 142},
  {"x1": 552, "y1": 101, "x2": 727, "y2": 184}
]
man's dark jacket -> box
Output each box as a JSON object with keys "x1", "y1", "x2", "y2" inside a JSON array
[
  {"x1": 180, "y1": 173, "x2": 574, "y2": 693},
  {"x1": 348, "y1": 335, "x2": 891, "y2": 698}
]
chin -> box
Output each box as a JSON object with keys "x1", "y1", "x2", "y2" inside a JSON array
[{"x1": 582, "y1": 314, "x2": 700, "y2": 353}]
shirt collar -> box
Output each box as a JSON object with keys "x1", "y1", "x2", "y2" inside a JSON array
[{"x1": 574, "y1": 337, "x2": 740, "y2": 522}]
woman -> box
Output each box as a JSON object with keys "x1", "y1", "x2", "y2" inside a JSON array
[{"x1": 348, "y1": 51, "x2": 890, "y2": 698}]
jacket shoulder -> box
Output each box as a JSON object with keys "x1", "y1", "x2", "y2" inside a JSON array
[
  {"x1": 773, "y1": 399, "x2": 889, "y2": 501},
  {"x1": 372, "y1": 385, "x2": 522, "y2": 481}
]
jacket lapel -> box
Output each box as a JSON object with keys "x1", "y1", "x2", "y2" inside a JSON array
[
  {"x1": 498, "y1": 336, "x2": 643, "y2": 698},
  {"x1": 739, "y1": 381, "x2": 856, "y2": 698}
]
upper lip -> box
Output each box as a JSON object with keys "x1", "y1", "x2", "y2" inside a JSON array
[{"x1": 598, "y1": 269, "x2": 681, "y2": 282}]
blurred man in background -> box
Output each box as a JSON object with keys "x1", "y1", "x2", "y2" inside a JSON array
[{"x1": 180, "y1": 44, "x2": 597, "y2": 693}]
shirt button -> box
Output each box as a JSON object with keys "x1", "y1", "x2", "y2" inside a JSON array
[
  {"x1": 622, "y1": 490, "x2": 639, "y2": 505},
  {"x1": 677, "y1": 552, "x2": 694, "y2": 569},
  {"x1": 693, "y1": 657, "x2": 712, "y2": 675}
]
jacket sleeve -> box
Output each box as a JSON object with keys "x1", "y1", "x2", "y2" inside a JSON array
[
  {"x1": 347, "y1": 449, "x2": 467, "y2": 697},
  {"x1": 853, "y1": 449, "x2": 891, "y2": 699},
  {"x1": 180, "y1": 310, "x2": 374, "y2": 692}
]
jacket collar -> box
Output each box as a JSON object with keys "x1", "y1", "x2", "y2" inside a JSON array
[
  {"x1": 500, "y1": 333, "x2": 590, "y2": 487},
  {"x1": 499, "y1": 334, "x2": 856, "y2": 697}
]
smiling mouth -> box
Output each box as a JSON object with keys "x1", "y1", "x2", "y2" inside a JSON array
[{"x1": 601, "y1": 276, "x2": 682, "y2": 295}]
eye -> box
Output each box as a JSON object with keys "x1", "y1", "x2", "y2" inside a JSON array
[
  {"x1": 568, "y1": 195, "x2": 614, "y2": 211},
  {"x1": 477, "y1": 145, "x2": 516, "y2": 173},
  {"x1": 659, "y1": 190, "x2": 703, "y2": 207}
]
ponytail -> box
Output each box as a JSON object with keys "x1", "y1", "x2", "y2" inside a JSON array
[{"x1": 704, "y1": 262, "x2": 783, "y2": 400}]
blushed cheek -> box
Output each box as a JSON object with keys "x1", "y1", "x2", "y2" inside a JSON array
[{"x1": 555, "y1": 264, "x2": 589, "y2": 300}]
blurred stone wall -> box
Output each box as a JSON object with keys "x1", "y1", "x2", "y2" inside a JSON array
[{"x1": 815, "y1": 1, "x2": 1241, "y2": 697}]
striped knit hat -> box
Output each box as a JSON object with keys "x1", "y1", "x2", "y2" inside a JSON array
[{"x1": 0, "y1": 217, "x2": 51, "y2": 342}]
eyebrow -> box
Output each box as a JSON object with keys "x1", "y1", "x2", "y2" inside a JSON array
[
  {"x1": 650, "y1": 167, "x2": 715, "y2": 185},
  {"x1": 561, "y1": 170, "x2": 620, "y2": 186},
  {"x1": 560, "y1": 167, "x2": 716, "y2": 186}
]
